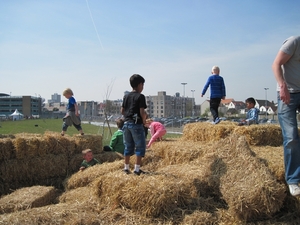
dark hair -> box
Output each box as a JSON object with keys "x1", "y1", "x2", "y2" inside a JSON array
[
  {"x1": 245, "y1": 97, "x2": 256, "y2": 105},
  {"x1": 130, "y1": 74, "x2": 145, "y2": 88},
  {"x1": 116, "y1": 118, "x2": 124, "y2": 129}
]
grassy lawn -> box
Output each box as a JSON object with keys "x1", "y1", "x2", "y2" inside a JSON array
[{"x1": 0, "y1": 119, "x2": 182, "y2": 146}]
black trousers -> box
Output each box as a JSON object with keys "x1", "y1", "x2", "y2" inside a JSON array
[{"x1": 210, "y1": 98, "x2": 221, "y2": 121}]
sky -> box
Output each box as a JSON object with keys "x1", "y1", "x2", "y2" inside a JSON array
[{"x1": 1, "y1": 0, "x2": 300, "y2": 105}]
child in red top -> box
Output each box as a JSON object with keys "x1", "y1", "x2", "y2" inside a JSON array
[{"x1": 145, "y1": 118, "x2": 166, "y2": 148}]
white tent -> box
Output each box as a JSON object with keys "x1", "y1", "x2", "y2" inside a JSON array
[{"x1": 10, "y1": 109, "x2": 24, "y2": 121}]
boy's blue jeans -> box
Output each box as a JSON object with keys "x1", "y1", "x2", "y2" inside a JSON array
[
  {"x1": 278, "y1": 92, "x2": 300, "y2": 184},
  {"x1": 122, "y1": 122, "x2": 146, "y2": 157}
]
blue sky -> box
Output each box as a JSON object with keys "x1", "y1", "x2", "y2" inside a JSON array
[{"x1": 1, "y1": 0, "x2": 300, "y2": 105}]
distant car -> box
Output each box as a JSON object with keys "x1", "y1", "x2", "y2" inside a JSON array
[
  {"x1": 196, "y1": 117, "x2": 209, "y2": 122},
  {"x1": 231, "y1": 118, "x2": 242, "y2": 122},
  {"x1": 258, "y1": 118, "x2": 268, "y2": 124},
  {"x1": 267, "y1": 119, "x2": 277, "y2": 124}
]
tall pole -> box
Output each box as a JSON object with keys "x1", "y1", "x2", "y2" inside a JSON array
[
  {"x1": 191, "y1": 90, "x2": 195, "y2": 117},
  {"x1": 181, "y1": 83, "x2": 187, "y2": 118},
  {"x1": 264, "y1": 88, "x2": 269, "y2": 118},
  {"x1": 10, "y1": 92, "x2": 11, "y2": 114}
]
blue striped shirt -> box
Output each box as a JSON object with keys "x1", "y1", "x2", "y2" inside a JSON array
[{"x1": 202, "y1": 75, "x2": 226, "y2": 98}]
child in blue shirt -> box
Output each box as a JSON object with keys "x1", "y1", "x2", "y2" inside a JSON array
[
  {"x1": 238, "y1": 97, "x2": 260, "y2": 126},
  {"x1": 201, "y1": 66, "x2": 226, "y2": 124},
  {"x1": 61, "y1": 88, "x2": 84, "y2": 136}
]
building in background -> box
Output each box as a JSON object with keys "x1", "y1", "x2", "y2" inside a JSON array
[
  {"x1": 0, "y1": 93, "x2": 42, "y2": 118},
  {"x1": 146, "y1": 91, "x2": 196, "y2": 118},
  {"x1": 48, "y1": 93, "x2": 61, "y2": 103}
]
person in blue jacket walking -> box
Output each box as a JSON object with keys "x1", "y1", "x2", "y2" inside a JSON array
[{"x1": 201, "y1": 66, "x2": 226, "y2": 124}]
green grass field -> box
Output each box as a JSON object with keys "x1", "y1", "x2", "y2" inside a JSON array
[{"x1": 0, "y1": 119, "x2": 182, "y2": 146}]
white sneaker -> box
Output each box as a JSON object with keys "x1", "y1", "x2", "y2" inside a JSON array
[{"x1": 289, "y1": 184, "x2": 300, "y2": 196}]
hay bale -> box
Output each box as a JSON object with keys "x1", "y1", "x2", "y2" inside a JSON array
[
  {"x1": 65, "y1": 160, "x2": 123, "y2": 190},
  {"x1": 0, "y1": 154, "x2": 68, "y2": 183},
  {"x1": 182, "y1": 211, "x2": 218, "y2": 225},
  {"x1": 0, "y1": 186, "x2": 59, "y2": 214},
  {"x1": 251, "y1": 146, "x2": 285, "y2": 183},
  {"x1": 94, "y1": 171, "x2": 192, "y2": 218},
  {"x1": 43, "y1": 132, "x2": 75, "y2": 155},
  {"x1": 59, "y1": 186, "x2": 100, "y2": 207},
  {"x1": 215, "y1": 134, "x2": 286, "y2": 221},
  {"x1": 182, "y1": 122, "x2": 235, "y2": 142},
  {"x1": 233, "y1": 124, "x2": 283, "y2": 146},
  {"x1": 182, "y1": 122, "x2": 283, "y2": 146},
  {"x1": 73, "y1": 135, "x2": 102, "y2": 155},
  {"x1": 0, "y1": 138, "x2": 14, "y2": 160},
  {"x1": 0, "y1": 203, "x2": 102, "y2": 225},
  {"x1": 152, "y1": 140, "x2": 207, "y2": 165}
]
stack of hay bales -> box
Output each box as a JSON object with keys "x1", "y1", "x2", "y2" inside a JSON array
[
  {"x1": 1, "y1": 122, "x2": 300, "y2": 224},
  {"x1": 0, "y1": 132, "x2": 104, "y2": 195}
]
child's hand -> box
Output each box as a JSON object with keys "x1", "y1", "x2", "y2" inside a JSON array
[{"x1": 79, "y1": 166, "x2": 85, "y2": 171}]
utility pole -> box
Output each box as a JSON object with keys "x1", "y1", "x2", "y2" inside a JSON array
[
  {"x1": 191, "y1": 90, "x2": 195, "y2": 117},
  {"x1": 181, "y1": 83, "x2": 187, "y2": 118},
  {"x1": 264, "y1": 87, "x2": 269, "y2": 118}
]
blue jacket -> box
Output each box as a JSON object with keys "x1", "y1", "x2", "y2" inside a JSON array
[
  {"x1": 246, "y1": 108, "x2": 260, "y2": 124},
  {"x1": 202, "y1": 75, "x2": 226, "y2": 98}
]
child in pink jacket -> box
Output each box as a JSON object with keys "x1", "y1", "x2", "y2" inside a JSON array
[{"x1": 145, "y1": 118, "x2": 167, "y2": 148}]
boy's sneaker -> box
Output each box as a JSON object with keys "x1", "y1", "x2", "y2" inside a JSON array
[
  {"x1": 289, "y1": 184, "x2": 300, "y2": 196},
  {"x1": 133, "y1": 169, "x2": 146, "y2": 176},
  {"x1": 214, "y1": 117, "x2": 221, "y2": 124},
  {"x1": 123, "y1": 169, "x2": 130, "y2": 174}
]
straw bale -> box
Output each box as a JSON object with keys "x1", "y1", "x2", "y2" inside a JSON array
[
  {"x1": 65, "y1": 160, "x2": 123, "y2": 190},
  {"x1": 73, "y1": 135, "x2": 102, "y2": 155},
  {"x1": 182, "y1": 122, "x2": 236, "y2": 142},
  {"x1": 0, "y1": 154, "x2": 68, "y2": 183},
  {"x1": 182, "y1": 122, "x2": 283, "y2": 146},
  {"x1": 157, "y1": 160, "x2": 222, "y2": 199},
  {"x1": 0, "y1": 202, "x2": 166, "y2": 225},
  {"x1": 94, "y1": 171, "x2": 192, "y2": 218},
  {"x1": 233, "y1": 124, "x2": 283, "y2": 146},
  {"x1": 181, "y1": 211, "x2": 218, "y2": 225},
  {"x1": 0, "y1": 134, "x2": 15, "y2": 139},
  {"x1": 0, "y1": 203, "x2": 104, "y2": 225},
  {"x1": 59, "y1": 186, "x2": 101, "y2": 207},
  {"x1": 251, "y1": 146, "x2": 285, "y2": 183},
  {"x1": 43, "y1": 132, "x2": 75, "y2": 155},
  {"x1": 215, "y1": 134, "x2": 286, "y2": 221},
  {"x1": 0, "y1": 138, "x2": 14, "y2": 161},
  {"x1": 152, "y1": 140, "x2": 207, "y2": 165},
  {"x1": 98, "y1": 151, "x2": 124, "y2": 162},
  {"x1": 0, "y1": 186, "x2": 59, "y2": 214}
]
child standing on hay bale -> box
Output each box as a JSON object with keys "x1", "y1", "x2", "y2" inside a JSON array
[
  {"x1": 61, "y1": 88, "x2": 84, "y2": 136},
  {"x1": 272, "y1": 35, "x2": 300, "y2": 196},
  {"x1": 121, "y1": 74, "x2": 147, "y2": 176},
  {"x1": 237, "y1": 97, "x2": 260, "y2": 126},
  {"x1": 103, "y1": 118, "x2": 125, "y2": 154},
  {"x1": 201, "y1": 66, "x2": 226, "y2": 125},
  {"x1": 80, "y1": 149, "x2": 100, "y2": 171},
  {"x1": 145, "y1": 118, "x2": 166, "y2": 148}
]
